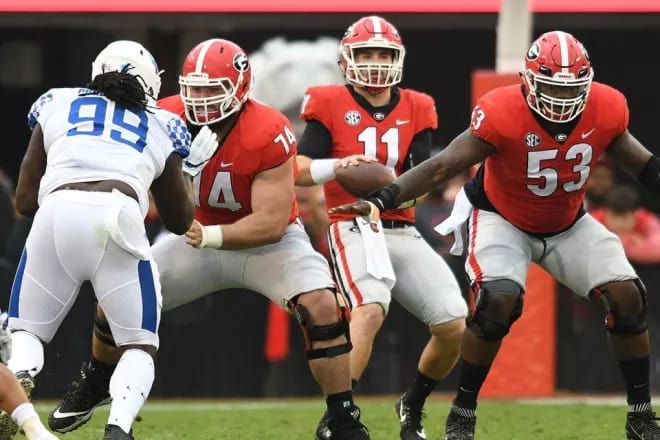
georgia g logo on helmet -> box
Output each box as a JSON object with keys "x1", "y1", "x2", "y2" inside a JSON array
[{"x1": 233, "y1": 53, "x2": 249, "y2": 73}]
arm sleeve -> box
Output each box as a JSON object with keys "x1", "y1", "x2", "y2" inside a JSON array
[
  {"x1": 297, "y1": 119, "x2": 333, "y2": 159},
  {"x1": 402, "y1": 129, "x2": 432, "y2": 172}
]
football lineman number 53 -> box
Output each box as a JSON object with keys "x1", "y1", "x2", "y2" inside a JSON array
[
  {"x1": 471, "y1": 105, "x2": 592, "y2": 197},
  {"x1": 195, "y1": 126, "x2": 296, "y2": 212}
]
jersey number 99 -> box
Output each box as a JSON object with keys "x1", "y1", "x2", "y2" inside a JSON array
[{"x1": 66, "y1": 96, "x2": 149, "y2": 152}]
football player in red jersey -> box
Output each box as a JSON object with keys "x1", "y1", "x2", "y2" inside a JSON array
[
  {"x1": 297, "y1": 16, "x2": 467, "y2": 440},
  {"x1": 332, "y1": 30, "x2": 660, "y2": 440},
  {"x1": 47, "y1": 39, "x2": 371, "y2": 440}
]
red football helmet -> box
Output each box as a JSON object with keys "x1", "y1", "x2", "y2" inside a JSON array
[
  {"x1": 339, "y1": 16, "x2": 405, "y2": 93},
  {"x1": 179, "y1": 39, "x2": 253, "y2": 125},
  {"x1": 522, "y1": 31, "x2": 594, "y2": 123}
]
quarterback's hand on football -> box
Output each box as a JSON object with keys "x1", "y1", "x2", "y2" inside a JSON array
[
  {"x1": 183, "y1": 126, "x2": 219, "y2": 177},
  {"x1": 333, "y1": 154, "x2": 377, "y2": 171},
  {"x1": 329, "y1": 200, "x2": 381, "y2": 232}
]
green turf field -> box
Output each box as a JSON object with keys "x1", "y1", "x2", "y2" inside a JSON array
[{"x1": 36, "y1": 398, "x2": 629, "y2": 439}]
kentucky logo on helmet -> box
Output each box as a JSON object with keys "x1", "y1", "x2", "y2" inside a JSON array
[
  {"x1": 233, "y1": 53, "x2": 249, "y2": 72},
  {"x1": 525, "y1": 132, "x2": 541, "y2": 148}
]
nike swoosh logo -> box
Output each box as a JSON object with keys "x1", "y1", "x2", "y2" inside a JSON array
[
  {"x1": 395, "y1": 119, "x2": 410, "y2": 125},
  {"x1": 220, "y1": 161, "x2": 233, "y2": 167},
  {"x1": 581, "y1": 128, "x2": 595, "y2": 139},
  {"x1": 51, "y1": 408, "x2": 91, "y2": 419}
]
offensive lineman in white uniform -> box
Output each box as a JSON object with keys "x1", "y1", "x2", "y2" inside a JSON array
[{"x1": 1, "y1": 41, "x2": 218, "y2": 440}]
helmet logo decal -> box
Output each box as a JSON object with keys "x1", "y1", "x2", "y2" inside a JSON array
[
  {"x1": 527, "y1": 42, "x2": 540, "y2": 61},
  {"x1": 233, "y1": 53, "x2": 249, "y2": 72}
]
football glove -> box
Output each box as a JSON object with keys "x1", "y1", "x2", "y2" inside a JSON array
[{"x1": 183, "y1": 126, "x2": 219, "y2": 177}]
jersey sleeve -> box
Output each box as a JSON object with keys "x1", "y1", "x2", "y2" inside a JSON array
[
  {"x1": 413, "y1": 92, "x2": 438, "y2": 133},
  {"x1": 259, "y1": 115, "x2": 297, "y2": 171},
  {"x1": 469, "y1": 93, "x2": 504, "y2": 152},
  {"x1": 300, "y1": 87, "x2": 333, "y2": 131},
  {"x1": 27, "y1": 89, "x2": 56, "y2": 131}
]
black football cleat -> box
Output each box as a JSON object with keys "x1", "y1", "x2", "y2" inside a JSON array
[
  {"x1": 315, "y1": 410, "x2": 332, "y2": 440},
  {"x1": 48, "y1": 361, "x2": 111, "y2": 433},
  {"x1": 326, "y1": 405, "x2": 370, "y2": 440},
  {"x1": 444, "y1": 408, "x2": 476, "y2": 440},
  {"x1": 626, "y1": 410, "x2": 660, "y2": 439},
  {"x1": 394, "y1": 394, "x2": 427, "y2": 440}
]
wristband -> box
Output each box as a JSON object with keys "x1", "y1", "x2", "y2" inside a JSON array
[
  {"x1": 310, "y1": 159, "x2": 339, "y2": 184},
  {"x1": 200, "y1": 225, "x2": 223, "y2": 248}
]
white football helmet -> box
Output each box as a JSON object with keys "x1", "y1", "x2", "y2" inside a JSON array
[{"x1": 91, "y1": 40, "x2": 162, "y2": 102}]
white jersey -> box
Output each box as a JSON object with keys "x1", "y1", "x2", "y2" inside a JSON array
[{"x1": 28, "y1": 87, "x2": 191, "y2": 216}]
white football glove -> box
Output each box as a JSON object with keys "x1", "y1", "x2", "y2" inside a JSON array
[{"x1": 183, "y1": 126, "x2": 219, "y2": 177}]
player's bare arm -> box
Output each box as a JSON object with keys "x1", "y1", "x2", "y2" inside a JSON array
[
  {"x1": 151, "y1": 153, "x2": 196, "y2": 235},
  {"x1": 186, "y1": 156, "x2": 295, "y2": 249},
  {"x1": 295, "y1": 154, "x2": 376, "y2": 186},
  {"x1": 607, "y1": 129, "x2": 654, "y2": 176},
  {"x1": 14, "y1": 124, "x2": 47, "y2": 217}
]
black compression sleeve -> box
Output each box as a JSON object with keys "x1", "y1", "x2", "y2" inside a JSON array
[
  {"x1": 638, "y1": 156, "x2": 660, "y2": 193},
  {"x1": 297, "y1": 119, "x2": 333, "y2": 159},
  {"x1": 403, "y1": 129, "x2": 432, "y2": 172}
]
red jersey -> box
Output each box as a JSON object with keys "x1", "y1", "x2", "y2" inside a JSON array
[
  {"x1": 470, "y1": 82, "x2": 628, "y2": 234},
  {"x1": 300, "y1": 85, "x2": 437, "y2": 223},
  {"x1": 158, "y1": 95, "x2": 299, "y2": 226}
]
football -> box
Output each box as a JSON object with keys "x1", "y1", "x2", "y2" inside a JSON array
[{"x1": 335, "y1": 161, "x2": 395, "y2": 198}]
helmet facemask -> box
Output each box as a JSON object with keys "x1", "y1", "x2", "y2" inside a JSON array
[
  {"x1": 525, "y1": 68, "x2": 593, "y2": 123},
  {"x1": 342, "y1": 43, "x2": 404, "y2": 93},
  {"x1": 179, "y1": 72, "x2": 249, "y2": 126}
]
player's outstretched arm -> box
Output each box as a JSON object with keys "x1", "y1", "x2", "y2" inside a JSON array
[
  {"x1": 15, "y1": 124, "x2": 47, "y2": 217},
  {"x1": 295, "y1": 154, "x2": 377, "y2": 187},
  {"x1": 332, "y1": 129, "x2": 495, "y2": 217},
  {"x1": 391, "y1": 129, "x2": 494, "y2": 204}
]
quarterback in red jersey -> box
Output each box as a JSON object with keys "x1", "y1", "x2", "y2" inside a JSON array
[
  {"x1": 297, "y1": 16, "x2": 466, "y2": 440},
  {"x1": 333, "y1": 31, "x2": 660, "y2": 440},
  {"x1": 48, "y1": 39, "x2": 371, "y2": 440}
]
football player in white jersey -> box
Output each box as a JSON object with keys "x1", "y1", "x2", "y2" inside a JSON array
[{"x1": 0, "y1": 41, "x2": 218, "y2": 440}]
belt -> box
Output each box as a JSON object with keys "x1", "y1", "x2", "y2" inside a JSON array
[{"x1": 353, "y1": 218, "x2": 414, "y2": 229}]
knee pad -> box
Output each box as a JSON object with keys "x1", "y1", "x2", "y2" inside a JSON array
[
  {"x1": 94, "y1": 313, "x2": 117, "y2": 347},
  {"x1": 292, "y1": 291, "x2": 352, "y2": 360},
  {"x1": 591, "y1": 279, "x2": 648, "y2": 337},
  {"x1": 467, "y1": 279, "x2": 524, "y2": 342},
  {"x1": 7, "y1": 331, "x2": 44, "y2": 377}
]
